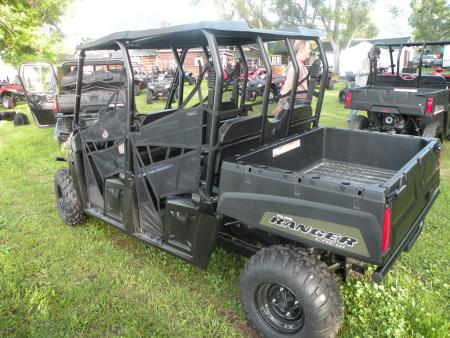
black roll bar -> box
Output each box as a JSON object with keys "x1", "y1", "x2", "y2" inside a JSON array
[
  {"x1": 314, "y1": 37, "x2": 328, "y2": 127},
  {"x1": 166, "y1": 49, "x2": 187, "y2": 109},
  {"x1": 202, "y1": 30, "x2": 223, "y2": 197},
  {"x1": 256, "y1": 36, "x2": 272, "y2": 145},
  {"x1": 73, "y1": 49, "x2": 86, "y2": 131},
  {"x1": 388, "y1": 46, "x2": 395, "y2": 74},
  {"x1": 395, "y1": 44, "x2": 403, "y2": 87},
  {"x1": 285, "y1": 38, "x2": 299, "y2": 132},
  {"x1": 117, "y1": 41, "x2": 135, "y2": 173},
  {"x1": 237, "y1": 45, "x2": 248, "y2": 110},
  {"x1": 171, "y1": 46, "x2": 185, "y2": 107},
  {"x1": 418, "y1": 43, "x2": 426, "y2": 88}
]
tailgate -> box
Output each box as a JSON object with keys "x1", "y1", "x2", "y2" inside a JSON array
[
  {"x1": 348, "y1": 87, "x2": 428, "y2": 116},
  {"x1": 382, "y1": 138, "x2": 441, "y2": 258}
]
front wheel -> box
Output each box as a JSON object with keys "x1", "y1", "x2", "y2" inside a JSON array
[
  {"x1": 240, "y1": 246, "x2": 343, "y2": 338},
  {"x1": 13, "y1": 112, "x2": 29, "y2": 126},
  {"x1": 2, "y1": 94, "x2": 14, "y2": 109},
  {"x1": 54, "y1": 169, "x2": 86, "y2": 226}
]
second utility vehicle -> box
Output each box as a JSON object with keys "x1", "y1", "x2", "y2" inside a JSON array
[
  {"x1": 346, "y1": 41, "x2": 450, "y2": 141},
  {"x1": 20, "y1": 22, "x2": 441, "y2": 338}
]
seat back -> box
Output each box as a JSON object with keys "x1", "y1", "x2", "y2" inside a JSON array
[{"x1": 305, "y1": 60, "x2": 321, "y2": 102}]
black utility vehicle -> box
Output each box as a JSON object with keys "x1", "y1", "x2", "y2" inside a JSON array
[
  {"x1": 346, "y1": 41, "x2": 450, "y2": 140},
  {"x1": 20, "y1": 22, "x2": 441, "y2": 338},
  {"x1": 19, "y1": 59, "x2": 130, "y2": 142}
]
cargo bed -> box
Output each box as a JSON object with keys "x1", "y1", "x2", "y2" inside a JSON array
[
  {"x1": 303, "y1": 160, "x2": 395, "y2": 185},
  {"x1": 218, "y1": 127, "x2": 441, "y2": 268}
]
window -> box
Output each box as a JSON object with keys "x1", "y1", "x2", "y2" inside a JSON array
[{"x1": 271, "y1": 55, "x2": 282, "y2": 65}]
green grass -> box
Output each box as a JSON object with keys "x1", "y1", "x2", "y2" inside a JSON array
[{"x1": 0, "y1": 82, "x2": 448, "y2": 337}]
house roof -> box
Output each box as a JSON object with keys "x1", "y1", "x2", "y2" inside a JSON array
[{"x1": 78, "y1": 21, "x2": 320, "y2": 51}]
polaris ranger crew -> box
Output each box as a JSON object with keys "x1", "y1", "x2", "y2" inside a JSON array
[
  {"x1": 19, "y1": 22, "x2": 441, "y2": 337},
  {"x1": 346, "y1": 40, "x2": 450, "y2": 141}
]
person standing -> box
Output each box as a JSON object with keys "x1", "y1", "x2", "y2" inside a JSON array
[{"x1": 347, "y1": 46, "x2": 381, "y2": 124}]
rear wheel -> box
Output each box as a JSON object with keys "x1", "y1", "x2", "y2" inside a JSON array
[
  {"x1": 349, "y1": 115, "x2": 369, "y2": 130},
  {"x1": 269, "y1": 87, "x2": 278, "y2": 103},
  {"x1": 2, "y1": 94, "x2": 14, "y2": 109},
  {"x1": 240, "y1": 245, "x2": 343, "y2": 338},
  {"x1": 248, "y1": 91, "x2": 257, "y2": 101},
  {"x1": 54, "y1": 169, "x2": 86, "y2": 226},
  {"x1": 422, "y1": 121, "x2": 443, "y2": 141},
  {"x1": 13, "y1": 112, "x2": 29, "y2": 126}
]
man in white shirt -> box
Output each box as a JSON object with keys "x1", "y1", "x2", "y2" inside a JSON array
[{"x1": 348, "y1": 46, "x2": 381, "y2": 124}]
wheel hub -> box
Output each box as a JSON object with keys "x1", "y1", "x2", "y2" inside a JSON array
[{"x1": 255, "y1": 283, "x2": 304, "y2": 333}]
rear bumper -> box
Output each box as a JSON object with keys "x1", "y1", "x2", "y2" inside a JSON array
[{"x1": 372, "y1": 188, "x2": 440, "y2": 282}]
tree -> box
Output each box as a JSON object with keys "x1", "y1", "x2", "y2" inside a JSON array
[
  {"x1": 195, "y1": 0, "x2": 378, "y2": 72},
  {"x1": 409, "y1": 0, "x2": 450, "y2": 41},
  {"x1": 307, "y1": 0, "x2": 378, "y2": 73},
  {"x1": 271, "y1": 0, "x2": 321, "y2": 28},
  {"x1": 209, "y1": 0, "x2": 272, "y2": 29},
  {"x1": 0, "y1": 0, "x2": 71, "y2": 65}
]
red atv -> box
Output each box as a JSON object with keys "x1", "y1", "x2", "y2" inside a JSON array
[{"x1": 0, "y1": 80, "x2": 25, "y2": 109}]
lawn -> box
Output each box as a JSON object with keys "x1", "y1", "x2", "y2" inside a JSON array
[{"x1": 0, "y1": 82, "x2": 448, "y2": 337}]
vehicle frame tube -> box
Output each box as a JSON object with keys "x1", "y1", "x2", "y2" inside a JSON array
[{"x1": 202, "y1": 30, "x2": 223, "y2": 196}]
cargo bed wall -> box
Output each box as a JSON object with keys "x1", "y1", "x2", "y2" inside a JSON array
[{"x1": 218, "y1": 127, "x2": 439, "y2": 265}]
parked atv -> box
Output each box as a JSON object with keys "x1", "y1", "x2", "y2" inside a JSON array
[
  {"x1": 183, "y1": 71, "x2": 196, "y2": 85},
  {"x1": 19, "y1": 22, "x2": 441, "y2": 338},
  {"x1": 147, "y1": 74, "x2": 177, "y2": 104},
  {"x1": 0, "y1": 80, "x2": 25, "y2": 109}
]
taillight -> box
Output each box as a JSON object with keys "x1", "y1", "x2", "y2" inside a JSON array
[
  {"x1": 53, "y1": 96, "x2": 59, "y2": 113},
  {"x1": 382, "y1": 207, "x2": 391, "y2": 254},
  {"x1": 425, "y1": 97, "x2": 433, "y2": 114},
  {"x1": 345, "y1": 91, "x2": 352, "y2": 108}
]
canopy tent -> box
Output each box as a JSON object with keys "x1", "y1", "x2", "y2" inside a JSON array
[{"x1": 339, "y1": 41, "x2": 398, "y2": 77}]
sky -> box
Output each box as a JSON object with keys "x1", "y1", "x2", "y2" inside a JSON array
[{"x1": 59, "y1": 0, "x2": 412, "y2": 51}]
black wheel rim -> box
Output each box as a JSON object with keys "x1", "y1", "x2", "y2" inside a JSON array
[
  {"x1": 57, "y1": 185, "x2": 65, "y2": 217},
  {"x1": 255, "y1": 282, "x2": 304, "y2": 333}
]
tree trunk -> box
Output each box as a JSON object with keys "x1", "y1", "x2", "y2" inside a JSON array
[{"x1": 332, "y1": 42, "x2": 340, "y2": 75}]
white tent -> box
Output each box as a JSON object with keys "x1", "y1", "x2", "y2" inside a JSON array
[
  {"x1": 0, "y1": 59, "x2": 18, "y2": 82},
  {"x1": 339, "y1": 41, "x2": 400, "y2": 76},
  {"x1": 443, "y1": 45, "x2": 450, "y2": 68}
]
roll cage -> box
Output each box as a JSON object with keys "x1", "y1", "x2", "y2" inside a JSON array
[
  {"x1": 72, "y1": 21, "x2": 328, "y2": 198},
  {"x1": 370, "y1": 40, "x2": 450, "y2": 87}
]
